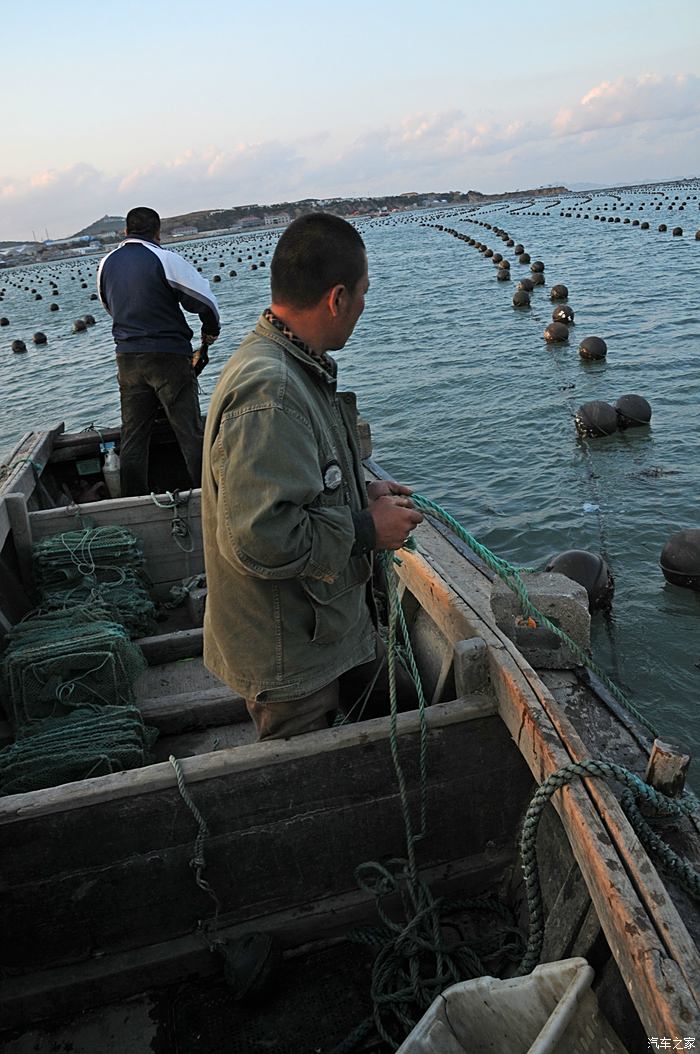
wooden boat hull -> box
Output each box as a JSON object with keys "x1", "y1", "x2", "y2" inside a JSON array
[{"x1": 1, "y1": 440, "x2": 700, "y2": 1050}]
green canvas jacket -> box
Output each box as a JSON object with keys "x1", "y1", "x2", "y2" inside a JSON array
[{"x1": 202, "y1": 314, "x2": 375, "y2": 703}]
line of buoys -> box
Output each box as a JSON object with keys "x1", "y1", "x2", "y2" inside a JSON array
[
  {"x1": 660, "y1": 530, "x2": 700, "y2": 590},
  {"x1": 545, "y1": 550, "x2": 614, "y2": 611}
]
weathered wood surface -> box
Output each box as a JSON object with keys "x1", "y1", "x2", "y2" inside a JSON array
[
  {"x1": 1, "y1": 699, "x2": 521, "y2": 976},
  {"x1": 136, "y1": 627, "x2": 204, "y2": 664},
  {"x1": 5, "y1": 494, "x2": 36, "y2": 596},
  {"x1": 393, "y1": 519, "x2": 700, "y2": 1037},
  {"x1": 646, "y1": 738, "x2": 691, "y2": 798},
  {"x1": 0, "y1": 422, "x2": 65, "y2": 503},
  {"x1": 28, "y1": 491, "x2": 203, "y2": 599},
  {"x1": 0, "y1": 695, "x2": 496, "y2": 823},
  {"x1": 0, "y1": 852, "x2": 507, "y2": 1031}
]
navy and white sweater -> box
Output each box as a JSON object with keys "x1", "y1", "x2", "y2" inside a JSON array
[{"x1": 97, "y1": 238, "x2": 220, "y2": 357}]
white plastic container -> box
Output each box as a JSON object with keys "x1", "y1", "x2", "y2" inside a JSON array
[
  {"x1": 102, "y1": 442, "x2": 121, "y2": 499},
  {"x1": 397, "y1": 958, "x2": 627, "y2": 1054}
]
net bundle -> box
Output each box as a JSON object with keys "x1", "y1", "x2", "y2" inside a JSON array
[
  {"x1": 2, "y1": 609, "x2": 147, "y2": 731},
  {"x1": 0, "y1": 705, "x2": 157, "y2": 796},
  {"x1": 32, "y1": 525, "x2": 156, "y2": 637}
]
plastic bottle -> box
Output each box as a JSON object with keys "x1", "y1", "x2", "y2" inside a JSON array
[{"x1": 102, "y1": 442, "x2": 122, "y2": 499}]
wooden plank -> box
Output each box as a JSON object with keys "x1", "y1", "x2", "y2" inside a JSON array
[
  {"x1": 136, "y1": 627, "x2": 204, "y2": 664},
  {"x1": 5, "y1": 494, "x2": 36, "y2": 596},
  {"x1": 0, "y1": 852, "x2": 508, "y2": 1031},
  {"x1": 138, "y1": 686, "x2": 248, "y2": 734},
  {"x1": 392, "y1": 532, "x2": 700, "y2": 1036},
  {"x1": 1, "y1": 710, "x2": 526, "y2": 974},
  {"x1": 0, "y1": 422, "x2": 65, "y2": 502},
  {"x1": 0, "y1": 696, "x2": 497, "y2": 824},
  {"x1": 0, "y1": 495, "x2": 12, "y2": 552}
]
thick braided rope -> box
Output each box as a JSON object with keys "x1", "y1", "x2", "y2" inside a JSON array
[
  {"x1": 168, "y1": 755, "x2": 221, "y2": 923},
  {"x1": 410, "y1": 493, "x2": 658, "y2": 738},
  {"x1": 517, "y1": 758, "x2": 699, "y2": 976}
]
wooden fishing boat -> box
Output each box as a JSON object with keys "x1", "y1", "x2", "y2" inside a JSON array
[
  {"x1": 0, "y1": 417, "x2": 195, "y2": 511},
  {"x1": 1, "y1": 432, "x2": 700, "y2": 1053}
]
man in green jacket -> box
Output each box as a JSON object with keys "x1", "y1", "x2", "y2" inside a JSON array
[{"x1": 202, "y1": 213, "x2": 423, "y2": 739}]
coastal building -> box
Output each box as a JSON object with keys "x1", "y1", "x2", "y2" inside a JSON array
[
  {"x1": 171, "y1": 225, "x2": 198, "y2": 238},
  {"x1": 264, "y1": 212, "x2": 291, "y2": 227},
  {"x1": 239, "y1": 215, "x2": 263, "y2": 228}
]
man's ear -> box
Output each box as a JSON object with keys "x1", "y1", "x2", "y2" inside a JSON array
[{"x1": 326, "y1": 284, "x2": 345, "y2": 318}]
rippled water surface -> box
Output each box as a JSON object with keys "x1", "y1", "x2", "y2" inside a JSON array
[{"x1": 2, "y1": 185, "x2": 699, "y2": 759}]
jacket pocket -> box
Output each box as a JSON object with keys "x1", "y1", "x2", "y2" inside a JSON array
[{"x1": 302, "y1": 558, "x2": 371, "y2": 645}]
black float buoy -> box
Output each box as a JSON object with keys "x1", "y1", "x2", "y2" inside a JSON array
[
  {"x1": 0, "y1": 317, "x2": 9, "y2": 326},
  {"x1": 50, "y1": 303, "x2": 59, "y2": 311},
  {"x1": 614, "y1": 394, "x2": 652, "y2": 428},
  {"x1": 660, "y1": 530, "x2": 700, "y2": 590},
  {"x1": 578, "y1": 336, "x2": 607, "y2": 361},
  {"x1": 72, "y1": 319, "x2": 87, "y2": 333},
  {"x1": 83, "y1": 314, "x2": 96, "y2": 326},
  {"x1": 512, "y1": 290, "x2": 531, "y2": 307},
  {"x1": 229, "y1": 270, "x2": 237, "y2": 277},
  {"x1": 544, "y1": 321, "x2": 569, "y2": 343},
  {"x1": 545, "y1": 550, "x2": 614, "y2": 611},
  {"x1": 11, "y1": 339, "x2": 27, "y2": 353},
  {"x1": 32, "y1": 332, "x2": 47, "y2": 345},
  {"x1": 530, "y1": 260, "x2": 545, "y2": 273},
  {"x1": 658, "y1": 224, "x2": 667, "y2": 232},
  {"x1": 531, "y1": 272, "x2": 545, "y2": 286},
  {"x1": 496, "y1": 268, "x2": 510, "y2": 280},
  {"x1": 575, "y1": 401, "x2": 618, "y2": 437},
  {"x1": 672, "y1": 226, "x2": 683, "y2": 236},
  {"x1": 517, "y1": 277, "x2": 534, "y2": 292},
  {"x1": 553, "y1": 305, "x2": 575, "y2": 324},
  {"x1": 514, "y1": 243, "x2": 524, "y2": 255},
  {"x1": 550, "y1": 284, "x2": 568, "y2": 301},
  {"x1": 518, "y1": 252, "x2": 531, "y2": 264},
  {"x1": 212, "y1": 274, "x2": 221, "y2": 282}
]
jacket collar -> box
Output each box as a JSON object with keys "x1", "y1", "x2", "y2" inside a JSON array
[{"x1": 254, "y1": 314, "x2": 338, "y2": 384}]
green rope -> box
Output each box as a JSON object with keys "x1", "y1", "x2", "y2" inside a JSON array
[
  {"x1": 517, "y1": 758, "x2": 700, "y2": 976},
  {"x1": 410, "y1": 493, "x2": 658, "y2": 738},
  {"x1": 168, "y1": 755, "x2": 221, "y2": 935},
  {"x1": 3, "y1": 457, "x2": 44, "y2": 476}
]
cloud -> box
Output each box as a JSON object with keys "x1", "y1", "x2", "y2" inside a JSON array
[
  {"x1": 1, "y1": 72, "x2": 698, "y2": 240},
  {"x1": 552, "y1": 73, "x2": 700, "y2": 136}
]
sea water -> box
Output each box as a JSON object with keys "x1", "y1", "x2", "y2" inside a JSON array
[{"x1": 1, "y1": 184, "x2": 699, "y2": 760}]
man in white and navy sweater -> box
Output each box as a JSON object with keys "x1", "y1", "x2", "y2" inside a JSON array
[{"x1": 98, "y1": 206, "x2": 220, "y2": 495}]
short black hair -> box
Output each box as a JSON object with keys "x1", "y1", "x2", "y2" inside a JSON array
[
  {"x1": 126, "y1": 207, "x2": 161, "y2": 239},
  {"x1": 270, "y1": 213, "x2": 366, "y2": 309}
]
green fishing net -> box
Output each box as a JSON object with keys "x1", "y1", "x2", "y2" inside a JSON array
[
  {"x1": 2, "y1": 609, "x2": 147, "y2": 729},
  {"x1": 0, "y1": 704, "x2": 158, "y2": 796}
]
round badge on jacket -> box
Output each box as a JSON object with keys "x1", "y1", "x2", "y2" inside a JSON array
[{"x1": 322, "y1": 460, "x2": 343, "y2": 491}]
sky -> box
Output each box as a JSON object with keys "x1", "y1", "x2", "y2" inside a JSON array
[{"x1": 1, "y1": 0, "x2": 699, "y2": 240}]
